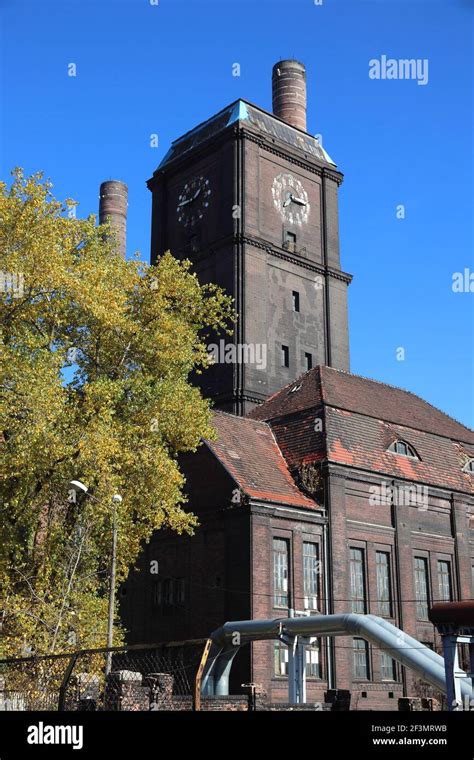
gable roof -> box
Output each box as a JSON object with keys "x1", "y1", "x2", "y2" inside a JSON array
[
  {"x1": 248, "y1": 366, "x2": 473, "y2": 494},
  {"x1": 249, "y1": 365, "x2": 474, "y2": 445},
  {"x1": 205, "y1": 411, "x2": 316, "y2": 509}
]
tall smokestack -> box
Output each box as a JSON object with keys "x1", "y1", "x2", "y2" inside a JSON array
[
  {"x1": 99, "y1": 180, "x2": 128, "y2": 259},
  {"x1": 272, "y1": 59, "x2": 307, "y2": 132}
]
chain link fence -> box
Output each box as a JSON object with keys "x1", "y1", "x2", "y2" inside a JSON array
[{"x1": 0, "y1": 640, "x2": 206, "y2": 711}]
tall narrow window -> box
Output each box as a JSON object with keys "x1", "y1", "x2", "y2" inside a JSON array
[
  {"x1": 274, "y1": 641, "x2": 289, "y2": 676},
  {"x1": 353, "y1": 638, "x2": 370, "y2": 680},
  {"x1": 281, "y1": 345, "x2": 289, "y2": 368},
  {"x1": 306, "y1": 639, "x2": 321, "y2": 678},
  {"x1": 437, "y1": 560, "x2": 452, "y2": 602},
  {"x1": 273, "y1": 538, "x2": 289, "y2": 607},
  {"x1": 380, "y1": 651, "x2": 397, "y2": 681},
  {"x1": 376, "y1": 552, "x2": 392, "y2": 617},
  {"x1": 414, "y1": 557, "x2": 430, "y2": 620},
  {"x1": 303, "y1": 542, "x2": 319, "y2": 610},
  {"x1": 292, "y1": 291, "x2": 300, "y2": 312},
  {"x1": 350, "y1": 547, "x2": 366, "y2": 613},
  {"x1": 304, "y1": 352, "x2": 313, "y2": 371},
  {"x1": 152, "y1": 579, "x2": 162, "y2": 607},
  {"x1": 163, "y1": 578, "x2": 174, "y2": 606}
]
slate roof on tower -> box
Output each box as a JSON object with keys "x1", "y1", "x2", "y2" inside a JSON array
[{"x1": 156, "y1": 99, "x2": 335, "y2": 170}]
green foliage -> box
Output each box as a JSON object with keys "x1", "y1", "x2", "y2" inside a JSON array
[{"x1": 0, "y1": 169, "x2": 232, "y2": 657}]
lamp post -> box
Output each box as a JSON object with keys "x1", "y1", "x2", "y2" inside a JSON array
[
  {"x1": 69, "y1": 481, "x2": 122, "y2": 675},
  {"x1": 105, "y1": 494, "x2": 122, "y2": 675}
]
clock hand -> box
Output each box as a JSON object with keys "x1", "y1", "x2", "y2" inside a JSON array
[
  {"x1": 282, "y1": 194, "x2": 292, "y2": 208},
  {"x1": 193, "y1": 188, "x2": 202, "y2": 200},
  {"x1": 292, "y1": 196, "x2": 307, "y2": 206},
  {"x1": 177, "y1": 197, "x2": 192, "y2": 208}
]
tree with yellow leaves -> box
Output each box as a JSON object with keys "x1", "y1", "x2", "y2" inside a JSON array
[{"x1": 0, "y1": 169, "x2": 232, "y2": 657}]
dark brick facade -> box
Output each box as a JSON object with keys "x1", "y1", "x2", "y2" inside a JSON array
[
  {"x1": 121, "y1": 372, "x2": 474, "y2": 708},
  {"x1": 147, "y1": 98, "x2": 351, "y2": 415},
  {"x1": 122, "y1": 65, "x2": 474, "y2": 710}
]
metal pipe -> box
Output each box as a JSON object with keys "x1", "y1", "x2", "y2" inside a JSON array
[{"x1": 206, "y1": 613, "x2": 473, "y2": 701}]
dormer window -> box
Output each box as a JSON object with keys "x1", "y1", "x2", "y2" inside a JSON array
[
  {"x1": 387, "y1": 440, "x2": 419, "y2": 459},
  {"x1": 462, "y1": 459, "x2": 474, "y2": 474}
]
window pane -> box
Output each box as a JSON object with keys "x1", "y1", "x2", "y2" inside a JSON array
[
  {"x1": 274, "y1": 641, "x2": 288, "y2": 676},
  {"x1": 273, "y1": 538, "x2": 289, "y2": 607},
  {"x1": 380, "y1": 650, "x2": 396, "y2": 681},
  {"x1": 414, "y1": 557, "x2": 429, "y2": 620},
  {"x1": 305, "y1": 638, "x2": 321, "y2": 678},
  {"x1": 350, "y1": 547, "x2": 366, "y2": 613},
  {"x1": 376, "y1": 552, "x2": 392, "y2": 617},
  {"x1": 437, "y1": 560, "x2": 452, "y2": 602},
  {"x1": 353, "y1": 638, "x2": 369, "y2": 679},
  {"x1": 303, "y1": 542, "x2": 319, "y2": 610}
]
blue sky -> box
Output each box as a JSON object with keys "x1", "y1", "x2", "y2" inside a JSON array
[{"x1": 1, "y1": 0, "x2": 473, "y2": 427}]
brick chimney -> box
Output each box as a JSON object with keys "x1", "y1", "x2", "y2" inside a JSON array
[
  {"x1": 99, "y1": 180, "x2": 128, "y2": 259},
  {"x1": 272, "y1": 59, "x2": 307, "y2": 132}
]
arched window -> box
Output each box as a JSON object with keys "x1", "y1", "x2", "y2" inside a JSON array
[
  {"x1": 462, "y1": 459, "x2": 474, "y2": 474},
  {"x1": 387, "y1": 440, "x2": 419, "y2": 459}
]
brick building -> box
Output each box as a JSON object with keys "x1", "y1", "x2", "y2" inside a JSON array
[{"x1": 120, "y1": 61, "x2": 474, "y2": 708}]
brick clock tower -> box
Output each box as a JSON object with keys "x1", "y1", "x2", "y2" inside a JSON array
[{"x1": 148, "y1": 60, "x2": 352, "y2": 415}]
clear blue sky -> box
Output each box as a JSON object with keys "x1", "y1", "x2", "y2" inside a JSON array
[{"x1": 1, "y1": 0, "x2": 473, "y2": 427}]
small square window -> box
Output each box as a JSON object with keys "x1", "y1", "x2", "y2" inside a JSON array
[
  {"x1": 304, "y1": 352, "x2": 312, "y2": 371},
  {"x1": 188, "y1": 234, "x2": 199, "y2": 253},
  {"x1": 292, "y1": 291, "x2": 300, "y2": 312},
  {"x1": 284, "y1": 231, "x2": 297, "y2": 251},
  {"x1": 281, "y1": 345, "x2": 289, "y2": 368}
]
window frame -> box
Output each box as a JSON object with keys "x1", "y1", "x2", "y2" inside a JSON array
[
  {"x1": 437, "y1": 559, "x2": 452, "y2": 603},
  {"x1": 305, "y1": 638, "x2": 322, "y2": 680},
  {"x1": 353, "y1": 637, "x2": 370, "y2": 681},
  {"x1": 387, "y1": 440, "x2": 419, "y2": 460},
  {"x1": 273, "y1": 537, "x2": 290, "y2": 609},
  {"x1": 350, "y1": 545, "x2": 367, "y2": 614},
  {"x1": 380, "y1": 650, "x2": 398, "y2": 682},
  {"x1": 274, "y1": 640, "x2": 289, "y2": 677},
  {"x1": 414, "y1": 555, "x2": 430, "y2": 621},
  {"x1": 375, "y1": 550, "x2": 393, "y2": 618},
  {"x1": 303, "y1": 541, "x2": 320, "y2": 611}
]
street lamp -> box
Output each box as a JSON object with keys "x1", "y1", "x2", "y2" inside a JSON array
[{"x1": 68, "y1": 480, "x2": 122, "y2": 674}]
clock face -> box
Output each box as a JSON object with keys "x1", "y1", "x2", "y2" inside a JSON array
[
  {"x1": 176, "y1": 176, "x2": 211, "y2": 227},
  {"x1": 272, "y1": 173, "x2": 310, "y2": 226}
]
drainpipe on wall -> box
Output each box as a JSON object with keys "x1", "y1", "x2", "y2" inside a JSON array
[{"x1": 323, "y1": 520, "x2": 333, "y2": 690}]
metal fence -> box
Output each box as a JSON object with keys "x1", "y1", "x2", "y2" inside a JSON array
[{"x1": 0, "y1": 640, "x2": 206, "y2": 711}]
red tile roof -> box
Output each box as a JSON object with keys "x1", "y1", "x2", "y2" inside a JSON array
[
  {"x1": 250, "y1": 366, "x2": 474, "y2": 445},
  {"x1": 248, "y1": 366, "x2": 474, "y2": 494},
  {"x1": 205, "y1": 412, "x2": 316, "y2": 508}
]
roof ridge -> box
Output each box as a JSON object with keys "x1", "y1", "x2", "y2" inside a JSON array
[
  {"x1": 260, "y1": 366, "x2": 320, "y2": 404},
  {"x1": 321, "y1": 366, "x2": 473, "y2": 436},
  {"x1": 213, "y1": 409, "x2": 269, "y2": 427}
]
